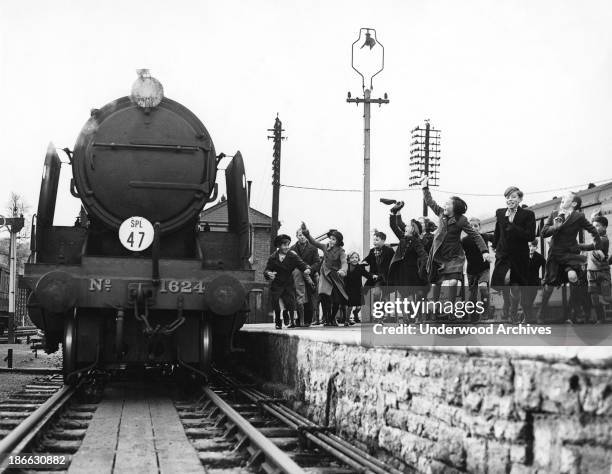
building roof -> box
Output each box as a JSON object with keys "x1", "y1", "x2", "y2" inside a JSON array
[
  {"x1": 480, "y1": 181, "x2": 612, "y2": 227},
  {"x1": 199, "y1": 200, "x2": 272, "y2": 228}
]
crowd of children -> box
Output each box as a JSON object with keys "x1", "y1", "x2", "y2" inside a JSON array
[{"x1": 264, "y1": 177, "x2": 611, "y2": 328}]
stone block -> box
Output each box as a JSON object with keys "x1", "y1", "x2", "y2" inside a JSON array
[
  {"x1": 464, "y1": 436, "x2": 487, "y2": 473},
  {"x1": 487, "y1": 440, "x2": 511, "y2": 473}
]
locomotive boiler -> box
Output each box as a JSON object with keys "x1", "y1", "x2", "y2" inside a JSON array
[{"x1": 24, "y1": 71, "x2": 261, "y2": 383}]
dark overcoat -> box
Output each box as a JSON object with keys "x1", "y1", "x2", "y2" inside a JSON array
[
  {"x1": 422, "y1": 187, "x2": 487, "y2": 279},
  {"x1": 540, "y1": 209, "x2": 601, "y2": 285},
  {"x1": 387, "y1": 213, "x2": 428, "y2": 286},
  {"x1": 363, "y1": 245, "x2": 395, "y2": 286},
  {"x1": 345, "y1": 263, "x2": 371, "y2": 306},
  {"x1": 264, "y1": 250, "x2": 308, "y2": 300},
  {"x1": 541, "y1": 210, "x2": 600, "y2": 256},
  {"x1": 491, "y1": 207, "x2": 536, "y2": 287}
]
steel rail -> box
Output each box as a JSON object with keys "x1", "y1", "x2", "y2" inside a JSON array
[
  {"x1": 244, "y1": 387, "x2": 396, "y2": 474},
  {"x1": 0, "y1": 368, "x2": 62, "y2": 375},
  {"x1": 213, "y1": 371, "x2": 402, "y2": 474},
  {"x1": 0, "y1": 384, "x2": 75, "y2": 468},
  {"x1": 202, "y1": 387, "x2": 305, "y2": 474}
]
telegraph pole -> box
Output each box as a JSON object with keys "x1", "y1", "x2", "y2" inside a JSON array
[
  {"x1": 347, "y1": 28, "x2": 389, "y2": 256},
  {"x1": 267, "y1": 116, "x2": 286, "y2": 253},
  {"x1": 1, "y1": 213, "x2": 24, "y2": 344},
  {"x1": 409, "y1": 120, "x2": 441, "y2": 216},
  {"x1": 347, "y1": 89, "x2": 389, "y2": 255}
]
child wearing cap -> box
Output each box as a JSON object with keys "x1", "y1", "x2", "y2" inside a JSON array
[
  {"x1": 264, "y1": 234, "x2": 311, "y2": 329},
  {"x1": 387, "y1": 201, "x2": 428, "y2": 321},
  {"x1": 300, "y1": 223, "x2": 349, "y2": 326},
  {"x1": 578, "y1": 212, "x2": 610, "y2": 323}
]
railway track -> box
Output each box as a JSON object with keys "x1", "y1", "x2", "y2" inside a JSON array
[
  {"x1": 0, "y1": 370, "x2": 399, "y2": 473},
  {"x1": 177, "y1": 368, "x2": 403, "y2": 474},
  {"x1": 0, "y1": 376, "x2": 99, "y2": 473}
]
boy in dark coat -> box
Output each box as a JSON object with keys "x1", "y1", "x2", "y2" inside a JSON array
[
  {"x1": 522, "y1": 239, "x2": 546, "y2": 321},
  {"x1": 420, "y1": 175, "x2": 489, "y2": 308},
  {"x1": 363, "y1": 230, "x2": 395, "y2": 286},
  {"x1": 491, "y1": 186, "x2": 536, "y2": 322},
  {"x1": 578, "y1": 212, "x2": 610, "y2": 323},
  {"x1": 538, "y1": 191, "x2": 601, "y2": 323},
  {"x1": 290, "y1": 228, "x2": 321, "y2": 327},
  {"x1": 462, "y1": 217, "x2": 494, "y2": 320},
  {"x1": 264, "y1": 234, "x2": 311, "y2": 329}
]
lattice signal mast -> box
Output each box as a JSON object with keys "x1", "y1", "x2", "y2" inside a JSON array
[{"x1": 409, "y1": 120, "x2": 441, "y2": 216}]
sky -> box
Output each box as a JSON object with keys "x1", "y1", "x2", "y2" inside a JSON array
[{"x1": 1, "y1": 0, "x2": 611, "y2": 253}]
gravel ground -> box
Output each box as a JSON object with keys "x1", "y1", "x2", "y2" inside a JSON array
[{"x1": 0, "y1": 343, "x2": 63, "y2": 401}]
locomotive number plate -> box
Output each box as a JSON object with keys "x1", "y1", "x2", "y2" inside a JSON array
[
  {"x1": 159, "y1": 279, "x2": 205, "y2": 294},
  {"x1": 119, "y1": 216, "x2": 154, "y2": 251}
]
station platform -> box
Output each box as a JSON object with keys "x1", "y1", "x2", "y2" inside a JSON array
[
  {"x1": 240, "y1": 323, "x2": 612, "y2": 363},
  {"x1": 237, "y1": 323, "x2": 612, "y2": 473}
]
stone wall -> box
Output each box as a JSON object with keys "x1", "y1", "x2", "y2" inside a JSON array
[{"x1": 236, "y1": 331, "x2": 612, "y2": 473}]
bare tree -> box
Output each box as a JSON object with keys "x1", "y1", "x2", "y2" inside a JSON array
[
  {"x1": 6, "y1": 192, "x2": 30, "y2": 217},
  {"x1": 2, "y1": 192, "x2": 32, "y2": 246}
]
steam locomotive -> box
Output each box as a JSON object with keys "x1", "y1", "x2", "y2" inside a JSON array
[{"x1": 24, "y1": 71, "x2": 262, "y2": 383}]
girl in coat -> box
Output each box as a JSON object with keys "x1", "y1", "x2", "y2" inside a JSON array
[
  {"x1": 388, "y1": 202, "x2": 428, "y2": 288},
  {"x1": 420, "y1": 175, "x2": 490, "y2": 307},
  {"x1": 387, "y1": 203, "x2": 429, "y2": 321},
  {"x1": 345, "y1": 251, "x2": 371, "y2": 324},
  {"x1": 301, "y1": 223, "x2": 349, "y2": 326}
]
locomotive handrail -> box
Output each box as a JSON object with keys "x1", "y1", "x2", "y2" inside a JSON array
[
  {"x1": 129, "y1": 180, "x2": 212, "y2": 192},
  {"x1": 92, "y1": 142, "x2": 210, "y2": 152}
]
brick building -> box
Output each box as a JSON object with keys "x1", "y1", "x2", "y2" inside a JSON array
[{"x1": 199, "y1": 200, "x2": 272, "y2": 322}]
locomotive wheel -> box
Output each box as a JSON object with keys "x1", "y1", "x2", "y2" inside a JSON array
[
  {"x1": 62, "y1": 311, "x2": 78, "y2": 384},
  {"x1": 199, "y1": 317, "x2": 212, "y2": 374}
]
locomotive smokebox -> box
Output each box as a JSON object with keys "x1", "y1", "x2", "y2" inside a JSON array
[
  {"x1": 71, "y1": 93, "x2": 217, "y2": 235},
  {"x1": 35, "y1": 270, "x2": 77, "y2": 314}
]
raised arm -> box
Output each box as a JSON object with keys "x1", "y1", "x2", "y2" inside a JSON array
[
  {"x1": 389, "y1": 214, "x2": 406, "y2": 240},
  {"x1": 423, "y1": 187, "x2": 444, "y2": 216},
  {"x1": 302, "y1": 227, "x2": 327, "y2": 252}
]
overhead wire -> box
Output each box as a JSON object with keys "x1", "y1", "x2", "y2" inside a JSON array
[{"x1": 280, "y1": 177, "x2": 612, "y2": 197}]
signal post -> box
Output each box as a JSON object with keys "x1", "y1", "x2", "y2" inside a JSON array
[{"x1": 1, "y1": 215, "x2": 24, "y2": 344}]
